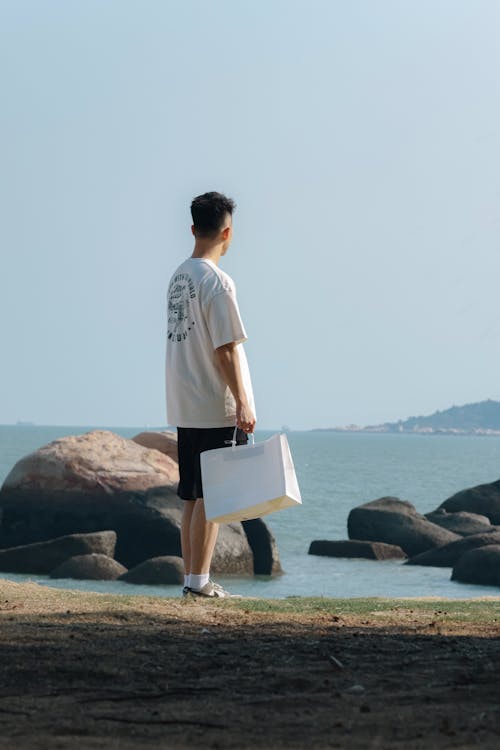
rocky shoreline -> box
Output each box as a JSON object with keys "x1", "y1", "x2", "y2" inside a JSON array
[
  {"x1": 309, "y1": 483, "x2": 500, "y2": 589},
  {"x1": 2, "y1": 428, "x2": 500, "y2": 592}
]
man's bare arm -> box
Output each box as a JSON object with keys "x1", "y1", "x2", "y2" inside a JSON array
[{"x1": 215, "y1": 342, "x2": 256, "y2": 433}]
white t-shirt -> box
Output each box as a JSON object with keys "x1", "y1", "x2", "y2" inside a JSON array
[{"x1": 165, "y1": 258, "x2": 255, "y2": 428}]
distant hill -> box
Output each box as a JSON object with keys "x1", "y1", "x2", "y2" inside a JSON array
[
  {"x1": 381, "y1": 399, "x2": 500, "y2": 434},
  {"x1": 318, "y1": 399, "x2": 500, "y2": 435}
]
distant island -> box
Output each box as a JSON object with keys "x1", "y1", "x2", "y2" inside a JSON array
[{"x1": 315, "y1": 399, "x2": 500, "y2": 436}]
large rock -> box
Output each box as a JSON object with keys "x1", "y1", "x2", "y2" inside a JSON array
[
  {"x1": 242, "y1": 518, "x2": 282, "y2": 575},
  {"x1": 2, "y1": 430, "x2": 179, "y2": 494},
  {"x1": 406, "y1": 531, "x2": 500, "y2": 567},
  {"x1": 0, "y1": 531, "x2": 116, "y2": 574},
  {"x1": 347, "y1": 497, "x2": 459, "y2": 557},
  {"x1": 452, "y1": 545, "x2": 500, "y2": 587},
  {"x1": 424, "y1": 509, "x2": 492, "y2": 536},
  {"x1": 0, "y1": 431, "x2": 280, "y2": 575},
  {"x1": 132, "y1": 431, "x2": 178, "y2": 464},
  {"x1": 308, "y1": 539, "x2": 406, "y2": 560},
  {"x1": 438, "y1": 479, "x2": 500, "y2": 524},
  {"x1": 50, "y1": 554, "x2": 127, "y2": 580},
  {"x1": 120, "y1": 555, "x2": 184, "y2": 585},
  {"x1": 211, "y1": 521, "x2": 252, "y2": 575}
]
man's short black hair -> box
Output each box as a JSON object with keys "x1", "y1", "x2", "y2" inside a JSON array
[{"x1": 190, "y1": 191, "x2": 236, "y2": 237}]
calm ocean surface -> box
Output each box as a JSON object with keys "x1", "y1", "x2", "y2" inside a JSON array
[{"x1": 1, "y1": 425, "x2": 500, "y2": 599}]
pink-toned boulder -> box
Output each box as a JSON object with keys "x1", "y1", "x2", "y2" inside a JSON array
[
  {"x1": 0, "y1": 431, "x2": 182, "y2": 568},
  {"x1": 132, "y1": 431, "x2": 178, "y2": 464},
  {"x1": 2, "y1": 430, "x2": 179, "y2": 493}
]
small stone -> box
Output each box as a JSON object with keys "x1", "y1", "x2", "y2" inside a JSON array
[{"x1": 346, "y1": 684, "x2": 365, "y2": 695}]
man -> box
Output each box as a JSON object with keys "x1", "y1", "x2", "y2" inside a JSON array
[{"x1": 166, "y1": 191, "x2": 256, "y2": 598}]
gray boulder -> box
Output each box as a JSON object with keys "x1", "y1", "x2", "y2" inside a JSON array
[
  {"x1": 438, "y1": 479, "x2": 500, "y2": 524},
  {"x1": 242, "y1": 518, "x2": 283, "y2": 575},
  {"x1": 406, "y1": 531, "x2": 500, "y2": 567},
  {"x1": 452, "y1": 545, "x2": 500, "y2": 587},
  {"x1": 308, "y1": 539, "x2": 406, "y2": 560},
  {"x1": 50, "y1": 553, "x2": 127, "y2": 580},
  {"x1": 0, "y1": 531, "x2": 116, "y2": 574},
  {"x1": 212, "y1": 521, "x2": 253, "y2": 575},
  {"x1": 347, "y1": 497, "x2": 459, "y2": 557},
  {"x1": 425, "y1": 509, "x2": 492, "y2": 536},
  {"x1": 0, "y1": 430, "x2": 281, "y2": 575},
  {"x1": 120, "y1": 555, "x2": 184, "y2": 585}
]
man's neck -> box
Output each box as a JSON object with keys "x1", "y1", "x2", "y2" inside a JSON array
[{"x1": 191, "y1": 240, "x2": 224, "y2": 266}]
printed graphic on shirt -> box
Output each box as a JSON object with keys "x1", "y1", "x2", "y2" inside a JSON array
[{"x1": 167, "y1": 272, "x2": 196, "y2": 343}]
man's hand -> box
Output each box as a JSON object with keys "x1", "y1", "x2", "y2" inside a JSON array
[{"x1": 236, "y1": 400, "x2": 256, "y2": 434}]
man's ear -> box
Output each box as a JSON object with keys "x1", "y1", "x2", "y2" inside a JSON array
[
  {"x1": 191, "y1": 225, "x2": 196, "y2": 236},
  {"x1": 222, "y1": 226, "x2": 231, "y2": 240}
]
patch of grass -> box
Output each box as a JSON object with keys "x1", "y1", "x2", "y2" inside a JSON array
[
  {"x1": 2, "y1": 581, "x2": 499, "y2": 625},
  {"x1": 220, "y1": 596, "x2": 500, "y2": 623}
]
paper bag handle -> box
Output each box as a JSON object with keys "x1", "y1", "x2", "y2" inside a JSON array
[{"x1": 232, "y1": 426, "x2": 255, "y2": 449}]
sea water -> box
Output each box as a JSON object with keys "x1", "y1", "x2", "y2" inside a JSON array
[{"x1": 1, "y1": 425, "x2": 500, "y2": 599}]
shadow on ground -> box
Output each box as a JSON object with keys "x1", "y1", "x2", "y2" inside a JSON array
[{"x1": 0, "y1": 605, "x2": 499, "y2": 749}]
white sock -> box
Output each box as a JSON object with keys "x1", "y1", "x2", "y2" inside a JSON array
[
  {"x1": 184, "y1": 574, "x2": 191, "y2": 588},
  {"x1": 190, "y1": 573, "x2": 209, "y2": 591}
]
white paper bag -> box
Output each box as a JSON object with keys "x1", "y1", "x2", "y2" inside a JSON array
[{"x1": 200, "y1": 432, "x2": 302, "y2": 523}]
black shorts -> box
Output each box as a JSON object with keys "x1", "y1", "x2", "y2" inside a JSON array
[{"x1": 177, "y1": 426, "x2": 248, "y2": 501}]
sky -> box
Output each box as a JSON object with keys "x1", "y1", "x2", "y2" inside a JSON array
[{"x1": 1, "y1": 0, "x2": 500, "y2": 430}]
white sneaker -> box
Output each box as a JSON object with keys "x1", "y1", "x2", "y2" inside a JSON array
[{"x1": 189, "y1": 580, "x2": 241, "y2": 598}]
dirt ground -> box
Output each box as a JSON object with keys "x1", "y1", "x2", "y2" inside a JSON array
[{"x1": 0, "y1": 581, "x2": 499, "y2": 750}]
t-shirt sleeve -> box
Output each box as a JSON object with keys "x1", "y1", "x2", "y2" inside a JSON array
[{"x1": 206, "y1": 290, "x2": 248, "y2": 349}]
